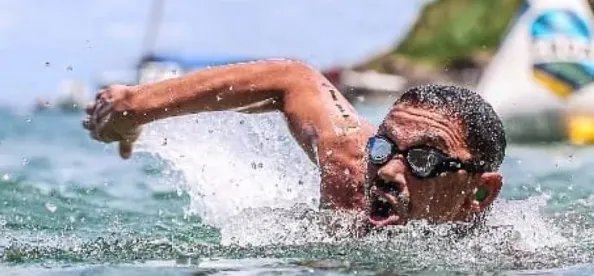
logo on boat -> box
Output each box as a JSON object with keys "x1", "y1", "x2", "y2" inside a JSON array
[{"x1": 530, "y1": 9, "x2": 594, "y2": 98}]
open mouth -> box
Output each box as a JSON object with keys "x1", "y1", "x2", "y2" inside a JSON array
[{"x1": 368, "y1": 179, "x2": 407, "y2": 227}]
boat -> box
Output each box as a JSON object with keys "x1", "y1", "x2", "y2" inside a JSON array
[{"x1": 476, "y1": 0, "x2": 594, "y2": 145}]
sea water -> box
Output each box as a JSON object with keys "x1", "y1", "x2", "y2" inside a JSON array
[{"x1": 0, "y1": 101, "x2": 593, "y2": 275}]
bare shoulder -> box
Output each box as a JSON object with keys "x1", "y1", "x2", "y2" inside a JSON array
[
  {"x1": 278, "y1": 63, "x2": 376, "y2": 209},
  {"x1": 280, "y1": 62, "x2": 375, "y2": 160}
]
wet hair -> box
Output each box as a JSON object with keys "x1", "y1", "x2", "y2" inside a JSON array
[{"x1": 394, "y1": 84, "x2": 506, "y2": 172}]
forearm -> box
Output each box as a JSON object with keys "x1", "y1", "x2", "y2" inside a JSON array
[{"x1": 125, "y1": 59, "x2": 319, "y2": 125}]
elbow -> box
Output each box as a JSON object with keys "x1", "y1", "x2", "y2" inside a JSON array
[
  {"x1": 281, "y1": 59, "x2": 320, "y2": 76},
  {"x1": 268, "y1": 58, "x2": 328, "y2": 92},
  {"x1": 262, "y1": 58, "x2": 321, "y2": 77}
]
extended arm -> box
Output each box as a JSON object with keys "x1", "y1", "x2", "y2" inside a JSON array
[
  {"x1": 128, "y1": 59, "x2": 298, "y2": 121},
  {"x1": 86, "y1": 59, "x2": 375, "y2": 209},
  {"x1": 122, "y1": 59, "x2": 373, "y2": 162}
]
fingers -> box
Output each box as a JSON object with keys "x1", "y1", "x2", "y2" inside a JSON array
[
  {"x1": 83, "y1": 112, "x2": 116, "y2": 143},
  {"x1": 84, "y1": 102, "x2": 95, "y2": 130},
  {"x1": 95, "y1": 89, "x2": 105, "y2": 100},
  {"x1": 119, "y1": 126, "x2": 142, "y2": 159},
  {"x1": 82, "y1": 117, "x2": 92, "y2": 130},
  {"x1": 85, "y1": 102, "x2": 94, "y2": 115},
  {"x1": 93, "y1": 99, "x2": 114, "y2": 125},
  {"x1": 86, "y1": 97, "x2": 114, "y2": 141},
  {"x1": 83, "y1": 91, "x2": 109, "y2": 131},
  {"x1": 119, "y1": 140, "x2": 134, "y2": 159},
  {"x1": 83, "y1": 86, "x2": 139, "y2": 152}
]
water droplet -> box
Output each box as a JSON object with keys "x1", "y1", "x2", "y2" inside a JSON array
[
  {"x1": 2, "y1": 174, "x2": 10, "y2": 181},
  {"x1": 229, "y1": 85, "x2": 234, "y2": 91},
  {"x1": 25, "y1": 117, "x2": 32, "y2": 123},
  {"x1": 45, "y1": 202, "x2": 57, "y2": 213},
  {"x1": 216, "y1": 95, "x2": 223, "y2": 101},
  {"x1": 344, "y1": 168, "x2": 350, "y2": 175},
  {"x1": 0, "y1": 219, "x2": 6, "y2": 226},
  {"x1": 21, "y1": 158, "x2": 29, "y2": 166},
  {"x1": 122, "y1": 111, "x2": 128, "y2": 116}
]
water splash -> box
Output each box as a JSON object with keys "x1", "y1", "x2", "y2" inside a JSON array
[
  {"x1": 136, "y1": 112, "x2": 321, "y2": 230},
  {"x1": 487, "y1": 194, "x2": 567, "y2": 251}
]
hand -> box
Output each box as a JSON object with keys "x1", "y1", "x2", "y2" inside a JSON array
[{"x1": 83, "y1": 85, "x2": 142, "y2": 159}]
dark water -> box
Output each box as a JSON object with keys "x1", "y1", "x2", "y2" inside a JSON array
[{"x1": 1, "y1": 105, "x2": 594, "y2": 275}]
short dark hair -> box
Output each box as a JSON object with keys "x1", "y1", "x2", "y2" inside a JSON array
[{"x1": 394, "y1": 84, "x2": 506, "y2": 171}]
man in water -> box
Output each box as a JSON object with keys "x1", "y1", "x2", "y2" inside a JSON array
[{"x1": 83, "y1": 59, "x2": 506, "y2": 230}]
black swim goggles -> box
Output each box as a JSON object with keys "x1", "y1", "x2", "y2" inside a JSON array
[{"x1": 366, "y1": 135, "x2": 484, "y2": 179}]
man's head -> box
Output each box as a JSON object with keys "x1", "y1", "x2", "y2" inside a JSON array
[{"x1": 366, "y1": 84, "x2": 506, "y2": 227}]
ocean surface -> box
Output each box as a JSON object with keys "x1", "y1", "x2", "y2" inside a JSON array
[{"x1": 1, "y1": 101, "x2": 594, "y2": 275}]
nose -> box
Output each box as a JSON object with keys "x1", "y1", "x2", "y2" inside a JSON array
[
  {"x1": 377, "y1": 157, "x2": 406, "y2": 184},
  {"x1": 376, "y1": 157, "x2": 411, "y2": 219},
  {"x1": 377, "y1": 157, "x2": 408, "y2": 193}
]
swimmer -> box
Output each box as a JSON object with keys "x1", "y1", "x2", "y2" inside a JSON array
[{"x1": 82, "y1": 59, "x2": 506, "y2": 230}]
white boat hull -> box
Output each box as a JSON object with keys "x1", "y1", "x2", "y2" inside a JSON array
[{"x1": 476, "y1": 0, "x2": 594, "y2": 144}]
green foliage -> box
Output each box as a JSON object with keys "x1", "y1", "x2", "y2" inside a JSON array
[{"x1": 378, "y1": 0, "x2": 524, "y2": 66}]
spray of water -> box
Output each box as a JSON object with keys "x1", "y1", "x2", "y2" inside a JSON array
[{"x1": 136, "y1": 112, "x2": 321, "y2": 232}]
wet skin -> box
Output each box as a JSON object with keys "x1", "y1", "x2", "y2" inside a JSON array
[{"x1": 82, "y1": 59, "x2": 502, "y2": 229}]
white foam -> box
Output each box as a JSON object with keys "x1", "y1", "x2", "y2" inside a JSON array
[
  {"x1": 136, "y1": 112, "x2": 321, "y2": 231},
  {"x1": 487, "y1": 194, "x2": 568, "y2": 251}
]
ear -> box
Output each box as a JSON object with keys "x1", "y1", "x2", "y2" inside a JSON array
[{"x1": 469, "y1": 172, "x2": 503, "y2": 213}]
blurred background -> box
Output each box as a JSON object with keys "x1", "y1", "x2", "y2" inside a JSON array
[
  {"x1": 9, "y1": 0, "x2": 594, "y2": 145},
  {"x1": 2, "y1": 0, "x2": 594, "y2": 274}
]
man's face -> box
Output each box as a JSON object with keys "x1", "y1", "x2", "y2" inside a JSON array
[{"x1": 366, "y1": 103, "x2": 502, "y2": 227}]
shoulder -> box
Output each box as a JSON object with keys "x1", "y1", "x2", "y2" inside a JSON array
[{"x1": 317, "y1": 120, "x2": 375, "y2": 210}]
